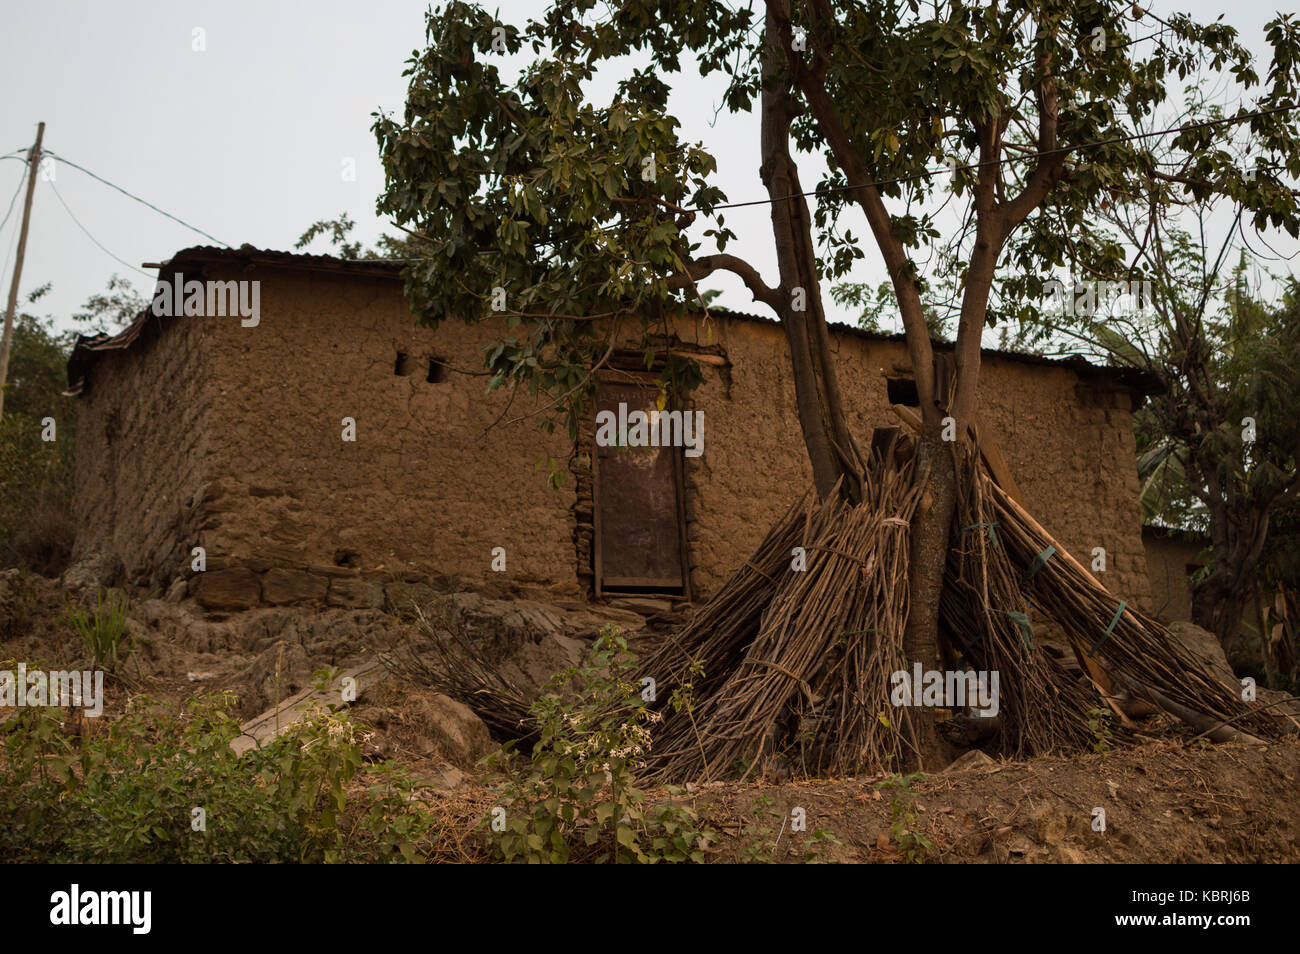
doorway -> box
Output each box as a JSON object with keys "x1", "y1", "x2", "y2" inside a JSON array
[{"x1": 592, "y1": 374, "x2": 690, "y2": 598}]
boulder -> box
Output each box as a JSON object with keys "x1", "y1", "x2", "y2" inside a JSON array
[
  {"x1": 195, "y1": 567, "x2": 261, "y2": 611},
  {"x1": 62, "y1": 550, "x2": 124, "y2": 592},
  {"x1": 385, "y1": 581, "x2": 437, "y2": 614},
  {"x1": 232, "y1": 638, "x2": 315, "y2": 715},
  {"x1": 1166, "y1": 621, "x2": 1238, "y2": 692},
  {"x1": 422, "y1": 692, "x2": 493, "y2": 764},
  {"x1": 942, "y1": 749, "x2": 998, "y2": 774}
]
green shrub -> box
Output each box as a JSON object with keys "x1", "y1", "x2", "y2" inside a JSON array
[
  {"x1": 877, "y1": 773, "x2": 933, "y2": 864},
  {"x1": 485, "y1": 626, "x2": 713, "y2": 863},
  {"x1": 0, "y1": 692, "x2": 441, "y2": 863},
  {"x1": 1086, "y1": 706, "x2": 1114, "y2": 753},
  {"x1": 0, "y1": 308, "x2": 78, "y2": 576},
  {"x1": 66, "y1": 588, "x2": 133, "y2": 672},
  {"x1": 0, "y1": 412, "x2": 75, "y2": 575}
]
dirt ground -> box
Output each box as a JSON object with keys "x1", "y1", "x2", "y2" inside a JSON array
[{"x1": 4, "y1": 567, "x2": 1298, "y2": 864}]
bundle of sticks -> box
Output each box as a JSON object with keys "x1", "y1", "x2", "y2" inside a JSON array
[
  {"x1": 642, "y1": 449, "x2": 921, "y2": 780},
  {"x1": 978, "y1": 455, "x2": 1276, "y2": 743},
  {"x1": 938, "y1": 450, "x2": 1105, "y2": 758}
]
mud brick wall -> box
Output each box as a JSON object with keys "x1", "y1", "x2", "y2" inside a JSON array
[
  {"x1": 73, "y1": 261, "x2": 1154, "y2": 611},
  {"x1": 72, "y1": 313, "x2": 213, "y2": 588},
  {"x1": 1143, "y1": 533, "x2": 1204, "y2": 622},
  {"x1": 196, "y1": 267, "x2": 577, "y2": 596}
]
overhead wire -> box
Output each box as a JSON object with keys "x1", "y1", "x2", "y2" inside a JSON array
[
  {"x1": 43, "y1": 150, "x2": 231, "y2": 248},
  {"x1": 47, "y1": 178, "x2": 155, "y2": 279}
]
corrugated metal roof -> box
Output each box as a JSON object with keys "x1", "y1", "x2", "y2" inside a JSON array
[{"x1": 66, "y1": 244, "x2": 1162, "y2": 397}]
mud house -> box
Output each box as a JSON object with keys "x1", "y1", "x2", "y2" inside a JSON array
[{"x1": 67, "y1": 245, "x2": 1161, "y2": 614}]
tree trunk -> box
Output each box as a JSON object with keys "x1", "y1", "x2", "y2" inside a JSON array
[
  {"x1": 902, "y1": 421, "x2": 958, "y2": 770},
  {"x1": 759, "y1": 11, "x2": 861, "y2": 504},
  {"x1": 1194, "y1": 470, "x2": 1272, "y2": 652}
]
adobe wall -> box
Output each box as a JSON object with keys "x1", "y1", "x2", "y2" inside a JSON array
[
  {"x1": 193, "y1": 266, "x2": 578, "y2": 608},
  {"x1": 72, "y1": 312, "x2": 213, "y2": 589},
  {"x1": 1144, "y1": 534, "x2": 1203, "y2": 622}
]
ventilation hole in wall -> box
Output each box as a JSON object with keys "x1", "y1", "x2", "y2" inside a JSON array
[
  {"x1": 886, "y1": 377, "x2": 920, "y2": 407},
  {"x1": 427, "y1": 357, "x2": 448, "y2": 383},
  {"x1": 394, "y1": 352, "x2": 415, "y2": 376},
  {"x1": 334, "y1": 549, "x2": 361, "y2": 568}
]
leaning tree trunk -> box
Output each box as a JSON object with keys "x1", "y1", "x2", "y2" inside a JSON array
[{"x1": 759, "y1": 15, "x2": 861, "y2": 505}]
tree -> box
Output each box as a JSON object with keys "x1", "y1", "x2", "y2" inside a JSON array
[
  {"x1": 1033, "y1": 49, "x2": 1300, "y2": 651},
  {"x1": 1065, "y1": 252, "x2": 1300, "y2": 653},
  {"x1": 294, "y1": 213, "x2": 415, "y2": 262},
  {"x1": 70, "y1": 275, "x2": 148, "y2": 337},
  {"x1": 2, "y1": 275, "x2": 152, "y2": 572},
  {"x1": 374, "y1": 0, "x2": 1300, "y2": 765},
  {"x1": 0, "y1": 285, "x2": 77, "y2": 572}
]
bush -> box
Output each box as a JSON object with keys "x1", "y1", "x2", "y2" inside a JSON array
[
  {"x1": 0, "y1": 692, "x2": 441, "y2": 863},
  {"x1": 1, "y1": 308, "x2": 77, "y2": 576},
  {"x1": 0, "y1": 412, "x2": 75, "y2": 576},
  {"x1": 485, "y1": 626, "x2": 713, "y2": 863},
  {"x1": 66, "y1": 588, "x2": 133, "y2": 672}
]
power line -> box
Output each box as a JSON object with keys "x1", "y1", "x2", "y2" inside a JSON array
[
  {"x1": 48, "y1": 179, "x2": 154, "y2": 279},
  {"x1": 43, "y1": 151, "x2": 231, "y2": 248},
  {"x1": 700, "y1": 102, "x2": 1300, "y2": 213},
  {"x1": 0, "y1": 170, "x2": 26, "y2": 235}
]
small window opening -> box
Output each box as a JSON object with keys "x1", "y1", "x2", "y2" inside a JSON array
[
  {"x1": 887, "y1": 377, "x2": 920, "y2": 407},
  {"x1": 334, "y1": 549, "x2": 361, "y2": 568},
  {"x1": 427, "y1": 357, "x2": 448, "y2": 383},
  {"x1": 394, "y1": 352, "x2": 415, "y2": 376}
]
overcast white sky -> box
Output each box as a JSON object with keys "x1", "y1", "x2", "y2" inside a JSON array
[{"x1": 1, "y1": 1, "x2": 1295, "y2": 340}]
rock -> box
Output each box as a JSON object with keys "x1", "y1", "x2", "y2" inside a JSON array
[
  {"x1": 233, "y1": 639, "x2": 315, "y2": 715},
  {"x1": 195, "y1": 568, "x2": 262, "y2": 611},
  {"x1": 164, "y1": 578, "x2": 188, "y2": 603},
  {"x1": 423, "y1": 693, "x2": 493, "y2": 764},
  {"x1": 62, "y1": 550, "x2": 124, "y2": 592},
  {"x1": 942, "y1": 749, "x2": 997, "y2": 774},
  {"x1": 1166, "y1": 621, "x2": 1238, "y2": 692},
  {"x1": 262, "y1": 568, "x2": 329, "y2": 605},
  {"x1": 327, "y1": 578, "x2": 386, "y2": 609},
  {"x1": 498, "y1": 632, "x2": 586, "y2": 690},
  {"x1": 0, "y1": 567, "x2": 20, "y2": 602},
  {"x1": 427, "y1": 763, "x2": 466, "y2": 791},
  {"x1": 450, "y1": 592, "x2": 567, "y2": 653}
]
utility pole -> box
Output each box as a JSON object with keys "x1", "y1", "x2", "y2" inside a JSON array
[{"x1": 0, "y1": 121, "x2": 45, "y2": 419}]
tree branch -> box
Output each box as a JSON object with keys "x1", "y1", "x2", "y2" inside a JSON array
[{"x1": 668, "y1": 252, "x2": 783, "y2": 312}]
